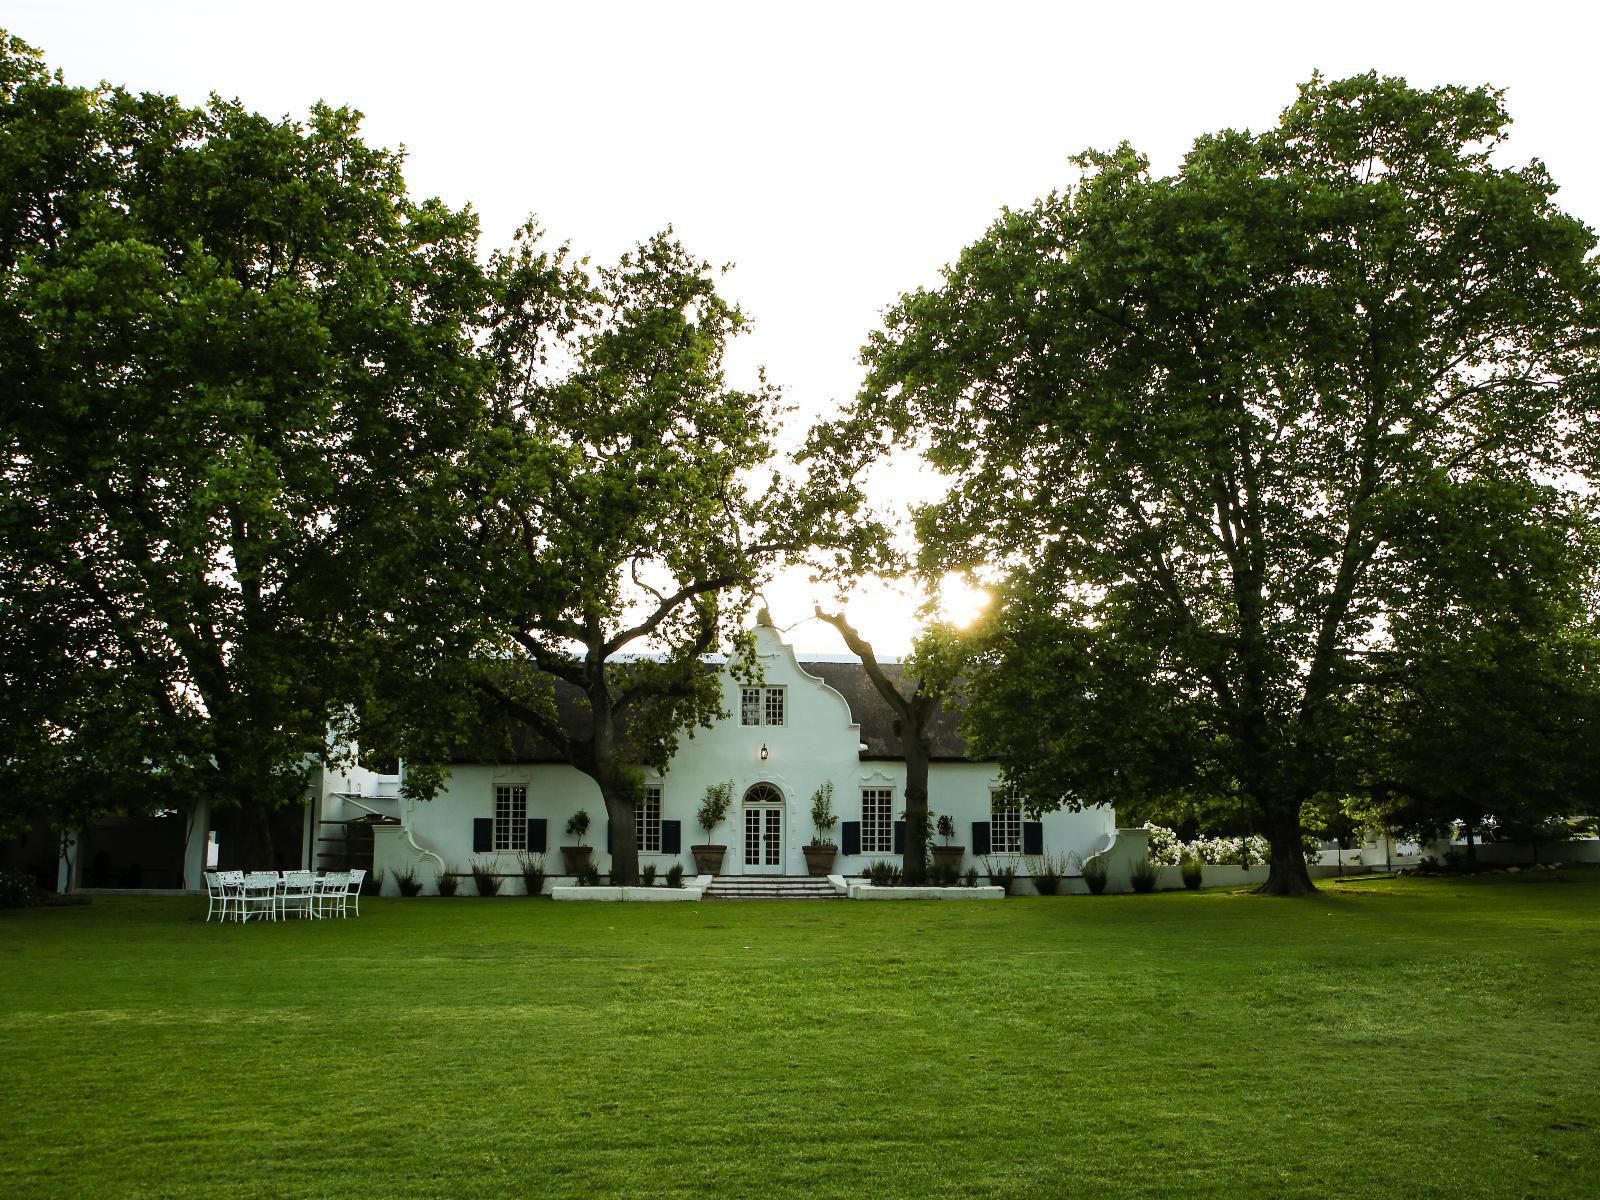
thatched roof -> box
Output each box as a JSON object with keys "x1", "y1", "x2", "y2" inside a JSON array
[{"x1": 797, "y1": 661, "x2": 970, "y2": 760}]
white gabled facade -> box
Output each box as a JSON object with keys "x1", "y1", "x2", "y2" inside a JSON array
[{"x1": 372, "y1": 621, "x2": 1117, "y2": 893}]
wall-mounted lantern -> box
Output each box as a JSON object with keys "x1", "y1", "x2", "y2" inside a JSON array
[{"x1": 759, "y1": 743, "x2": 769, "y2": 762}]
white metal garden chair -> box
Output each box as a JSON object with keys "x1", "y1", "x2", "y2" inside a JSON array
[
  {"x1": 215, "y1": 870, "x2": 245, "y2": 922},
  {"x1": 343, "y1": 869, "x2": 367, "y2": 918},
  {"x1": 280, "y1": 870, "x2": 318, "y2": 919},
  {"x1": 238, "y1": 871, "x2": 281, "y2": 922},
  {"x1": 314, "y1": 871, "x2": 350, "y2": 919},
  {"x1": 203, "y1": 871, "x2": 230, "y2": 922}
]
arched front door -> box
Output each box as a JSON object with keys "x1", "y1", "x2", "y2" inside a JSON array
[{"x1": 742, "y1": 783, "x2": 785, "y2": 874}]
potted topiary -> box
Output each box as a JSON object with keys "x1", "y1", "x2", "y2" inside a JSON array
[
  {"x1": 560, "y1": 809, "x2": 592, "y2": 877},
  {"x1": 931, "y1": 813, "x2": 965, "y2": 875},
  {"x1": 803, "y1": 781, "x2": 838, "y2": 877},
  {"x1": 691, "y1": 781, "x2": 733, "y2": 875}
]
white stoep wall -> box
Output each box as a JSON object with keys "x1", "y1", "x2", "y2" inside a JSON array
[{"x1": 377, "y1": 622, "x2": 1117, "y2": 893}]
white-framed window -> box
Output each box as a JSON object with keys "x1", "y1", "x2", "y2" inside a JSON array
[
  {"x1": 862, "y1": 787, "x2": 894, "y2": 854},
  {"x1": 494, "y1": 785, "x2": 527, "y2": 851},
  {"x1": 637, "y1": 784, "x2": 662, "y2": 853},
  {"x1": 991, "y1": 786, "x2": 1022, "y2": 854},
  {"x1": 740, "y1": 686, "x2": 785, "y2": 726}
]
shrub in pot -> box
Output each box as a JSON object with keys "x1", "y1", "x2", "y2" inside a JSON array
[
  {"x1": 560, "y1": 809, "x2": 592, "y2": 876},
  {"x1": 931, "y1": 814, "x2": 965, "y2": 874},
  {"x1": 803, "y1": 781, "x2": 839, "y2": 877},
  {"x1": 691, "y1": 781, "x2": 733, "y2": 874}
]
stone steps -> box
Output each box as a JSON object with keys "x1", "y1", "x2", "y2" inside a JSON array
[{"x1": 702, "y1": 875, "x2": 843, "y2": 901}]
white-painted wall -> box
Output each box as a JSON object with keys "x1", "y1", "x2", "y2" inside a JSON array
[
  {"x1": 375, "y1": 622, "x2": 1117, "y2": 893},
  {"x1": 1425, "y1": 837, "x2": 1600, "y2": 866}
]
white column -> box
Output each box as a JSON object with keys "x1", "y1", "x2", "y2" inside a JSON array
[
  {"x1": 56, "y1": 830, "x2": 78, "y2": 894},
  {"x1": 182, "y1": 799, "x2": 209, "y2": 891}
]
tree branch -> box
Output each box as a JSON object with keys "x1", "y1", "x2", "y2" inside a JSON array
[
  {"x1": 603, "y1": 574, "x2": 740, "y2": 656},
  {"x1": 470, "y1": 675, "x2": 582, "y2": 765}
]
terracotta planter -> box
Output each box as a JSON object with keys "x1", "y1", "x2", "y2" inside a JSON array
[
  {"x1": 803, "y1": 843, "x2": 838, "y2": 877},
  {"x1": 560, "y1": 845, "x2": 592, "y2": 876},
  {"x1": 932, "y1": 845, "x2": 966, "y2": 872},
  {"x1": 691, "y1": 844, "x2": 726, "y2": 875}
]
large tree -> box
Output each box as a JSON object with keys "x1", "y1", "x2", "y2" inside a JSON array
[
  {"x1": 1354, "y1": 492, "x2": 1600, "y2": 858},
  {"x1": 0, "y1": 35, "x2": 486, "y2": 862},
  {"x1": 373, "y1": 225, "x2": 829, "y2": 884},
  {"x1": 850, "y1": 73, "x2": 1600, "y2": 893},
  {"x1": 811, "y1": 607, "x2": 963, "y2": 884}
]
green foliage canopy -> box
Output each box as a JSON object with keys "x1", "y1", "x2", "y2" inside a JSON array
[
  {"x1": 370, "y1": 224, "x2": 819, "y2": 882},
  {"x1": 0, "y1": 34, "x2": 486, "y2": 855},
  {"x1": 851, "y1": 73, "x2": 1600, "y2": 893}
]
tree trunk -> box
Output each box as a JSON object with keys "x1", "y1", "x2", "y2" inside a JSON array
[
  {"x1": 1257, "y1": 801, "x2": 1316, "y2": 896},
  {"x1": 600, "y1": 781, "x2": 638, "y2": 885},
  {"x1": 230, "y1": 798, "x2": 276, "y2": 870},
  {"x1": 902, "y1": 742, "x2": 930, "y2": 885}
]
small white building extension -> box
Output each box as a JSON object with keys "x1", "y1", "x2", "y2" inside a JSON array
[{"x1": 373, "y1": 620, "x2": 1117, "y2": 892}]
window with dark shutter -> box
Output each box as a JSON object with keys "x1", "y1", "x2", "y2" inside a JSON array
[
  {"x1": 637, "y1": 785, "x2": 662, "y2": 853},
  {"x1": 991, "y1": 788, "x2": 1022, "y2": 853},
  {"x1": 493, "y1": 785, "x2": 528, "y2": 850},
  {"x1": 861, "y1": 787, "x2": 893, "y2": 853}
]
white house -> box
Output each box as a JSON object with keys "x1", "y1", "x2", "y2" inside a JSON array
[{"x1": 371, "y1": 618, "x2": 1118, "y2": 893}]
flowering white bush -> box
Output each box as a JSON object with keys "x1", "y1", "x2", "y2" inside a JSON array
[
  {"x1": 1142, "y1": 823, "x2": 1183, "y2": 866},
  {"x1": 1140, "y1": 824, "x2": 1271, "y2": 867}
]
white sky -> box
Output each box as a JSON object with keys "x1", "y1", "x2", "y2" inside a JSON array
[{"x1": 13, "y1": 0, "x2": 1598, "y2": 653}]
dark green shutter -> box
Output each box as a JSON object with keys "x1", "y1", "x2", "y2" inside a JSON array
[
  {"x1": 472, "y1": 818, "x2": 493, "y2": 853},
  {"x1": 606, "y1": 822, "x2": 613, "y2": 853},
  {"x1": 1023, "y1": 822, "x2": 1044, "y2": 855},
  {"x1": 841, "y1": 821, "x2": 861, "y2": 857},
  {"x1": 893, "y1": 821, "x2": 905, "y2": 854},
  {"x1": 662, "y1": 821, "x2": 681, "y2": 854},
  {"x1": 527, "y1": 818, "x2": 547, "y2": 853},
  {"x1": 972, "y1": 821, "x2": 991, "y2": 856}
]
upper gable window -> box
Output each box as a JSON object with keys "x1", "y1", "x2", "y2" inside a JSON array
[{"x1": 741, "y1": 686, "x2": 785, "y2": 726}]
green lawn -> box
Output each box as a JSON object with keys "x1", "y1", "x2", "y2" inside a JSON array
[{"x1": 2, "y1": 874, "x2": 1597, "y2": 1199}]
